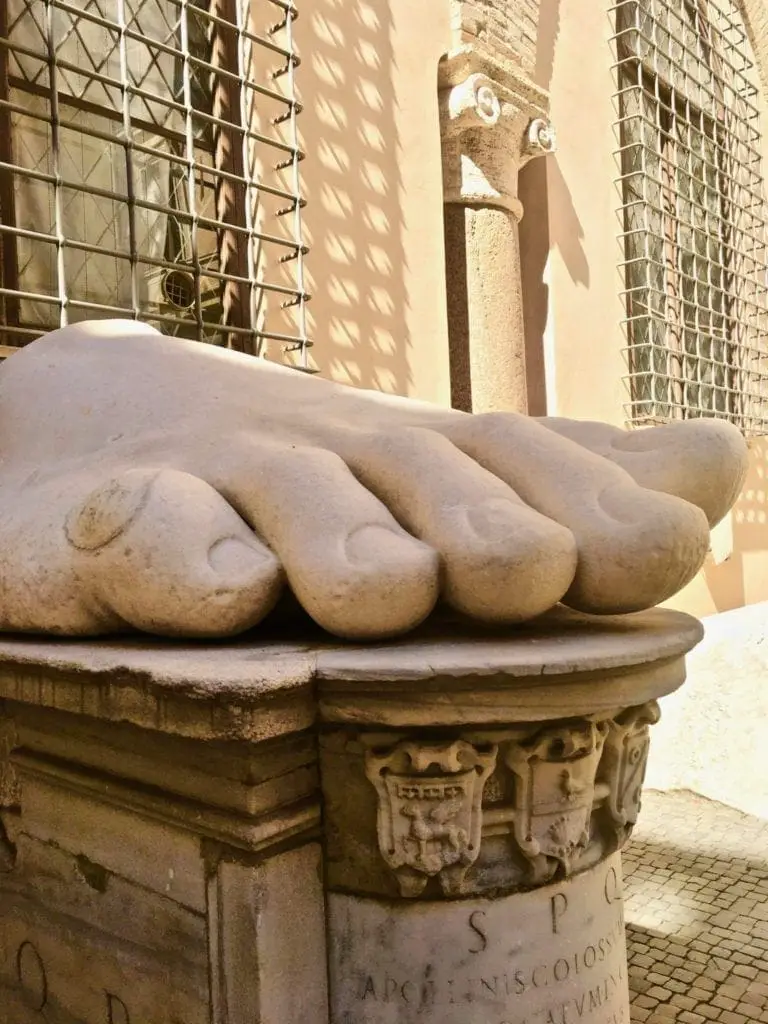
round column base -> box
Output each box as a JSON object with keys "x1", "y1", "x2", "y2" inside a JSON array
[{"x1": 319, "y1": 609, "x2": 702, "y2": 1024}]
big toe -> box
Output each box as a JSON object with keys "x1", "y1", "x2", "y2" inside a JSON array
[{"x1": 67, "y1": 468, "x2": 283, "y2": 636}]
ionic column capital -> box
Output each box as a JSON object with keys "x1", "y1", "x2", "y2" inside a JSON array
[{"x1": 438, "y1": 45, "x2": 555, "y2": 217}]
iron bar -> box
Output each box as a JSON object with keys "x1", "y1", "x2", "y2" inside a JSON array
[
  {"x1": 612, "y1": 0, "x2": 768, "y2": 435},
  {"x1": 0, "y1": 0, "x2": 309, "y2": 359}
]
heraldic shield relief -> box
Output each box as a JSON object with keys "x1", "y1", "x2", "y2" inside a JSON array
[
  {"x1": 599, "y1": 700, "x2": 661, "y2": 848},
  {"x1": 364, "y1": 740, "x2": 497, "y2": 897},
  {"x1": 505, "y1": 721, "x2": 609, "y2": 882}
]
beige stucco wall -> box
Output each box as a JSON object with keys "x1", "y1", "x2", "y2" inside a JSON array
[
  {"x1": 663, "y1": 440, "x2": 768, "y2": 617},
  {"x1": 298, "y1": 0, "x2": 452, "y2": 405},
  {"x1": 521, "y1": 0, "x2": 627, "y2": 426},
  {"x1": 645, "y1": 601, "x2": 768, "y2": 819}
]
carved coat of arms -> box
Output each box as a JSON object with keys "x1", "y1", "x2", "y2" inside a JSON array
[
  {"x1": 599, "y1": 701, "x2": 660, "y2": 849},
  {"x1": 365, "y1": 739, "x2": 497, "y2": 897},
  {"x1": 506, "y1": 721, "x2": 608, "y2": 881}
]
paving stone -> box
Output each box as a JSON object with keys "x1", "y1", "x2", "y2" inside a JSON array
[
  {"x1": 670, "y1": 994, "x2": 698, "y2": 1012},
  {"x1": 632, "y1": 1008, "x2": 653, "y2": 1022},
  {"x1": 625, "y1": 791, "x2": 768, "y2": 1024},
  {"x1": 696, "y1": 1008, "x2": 722, "y2": 1021}
]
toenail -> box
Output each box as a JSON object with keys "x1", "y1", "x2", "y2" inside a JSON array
[
  {"x1": 344, "y1": 524, "x2": 432, "y2": 566},
  {"x1": 463, "y1": 499, "x2": 522, "y2": 541},
  {"x1": 66, "y1": 474, "x2": 156, "y2": 551},
  {"x1": 207, "y1": 536, "x2": 275, "y2": 578}
]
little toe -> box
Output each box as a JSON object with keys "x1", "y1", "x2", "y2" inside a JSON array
[
  {"x1": 441, "y1": 413, "x2": 711, "y2": 614},
  {"x1": 340, "y1": 428, "x2": 578, "y2": 622},
  {"x1": 67, "y1": 468, "x2": 283, "y2": 636},
  {"x1": 540, "y1": 416, "x2": 749, "y2": 527},
  {"x1": 201, "y1": 444, "x2": 439, "y2": 639}
]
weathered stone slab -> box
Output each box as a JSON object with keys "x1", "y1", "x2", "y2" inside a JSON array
[
  {"x1": 16, "y1": 760, "x2": 208, "y2": 911},
  {"x1": 0, "y1": 699, "x2": 18, "y2": 807},
  {"x1": 329, "y1": 853, "x2": 628, "y2": 1024},
  {"x1": 316, "y1": 607, "x2": 702, "y2": 726},
  {"x1": 0, "y1": 608, "x2": 702, "y2": 735},
  {"x1": 212, "y1": 845, "x2": 329, "y2": 1024},
  {"x1": 0, "y1": 833, "x2": 209, "y2": 1023}
]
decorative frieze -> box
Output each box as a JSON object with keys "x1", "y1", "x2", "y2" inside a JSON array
[
  {"x1": 359, "y1": 702, "x2": 660, "y2": 898},
  {"x1": 598, "y1": 701, "x2": 661, "y2": 852}
]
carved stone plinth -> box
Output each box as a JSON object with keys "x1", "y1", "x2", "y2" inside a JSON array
[
  {"x1": 318, "y1": 607, "x2": 702, "y2": 1024},
  {"x1": 0, "y1": 607, "x2": 702, "y2": 1023},
  {"x1": 0, "y1": 639, "x2": 326, "y2": 1024}
]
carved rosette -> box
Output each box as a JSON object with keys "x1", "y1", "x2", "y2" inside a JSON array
[
  {"x1": 364, "y1": 739, "x2": 497, "y2": 897},
  {"x1": 360, "y1": 701, "x2": 661, "y2": 898}
]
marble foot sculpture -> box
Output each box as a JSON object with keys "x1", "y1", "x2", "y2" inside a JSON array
[{"x1": 0, "y1": 320, "x2": 748, "y2": 638}]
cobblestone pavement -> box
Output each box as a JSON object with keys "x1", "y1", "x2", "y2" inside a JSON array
[{"x1": 624, "y1": 790, "x2": 768, "y2": 1024}]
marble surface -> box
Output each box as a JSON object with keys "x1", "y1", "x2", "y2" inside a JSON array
[
  {"x1": 0, "y1": 321, "x2": 746, "y2": 640},
  {"x1": 0, "y1": 607, "x2": 702, "y2": 736},
  {"x1": 329, "y1": 852, "x2": 628, "y2": 1024}
]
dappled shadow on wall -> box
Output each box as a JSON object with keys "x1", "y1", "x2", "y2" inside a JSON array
[
  {"x1": 704, "y1": 436, "x2": 768, "y2": 611},
  {"x1": 296, "y1": 0, "x2": 411, "y2": 395}
]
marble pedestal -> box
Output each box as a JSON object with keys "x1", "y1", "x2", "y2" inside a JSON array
[{"x1": 0, "y1": 608, "x2": 703, "y2": 1023}]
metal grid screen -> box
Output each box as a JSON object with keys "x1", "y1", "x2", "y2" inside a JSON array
[
  {"x1": 0, "y1": 0, "x2": 310, "y2": 364},
  {"x1": 613, "y1": 0, "x2": 768, "y2": 435}
]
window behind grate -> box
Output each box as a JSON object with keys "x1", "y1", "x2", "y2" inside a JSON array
[
  {"x1": 613, "y1": 0, "x2": 768, "y2": 435},
  {"x1": 0, "y1": 0, "x2": 310, "y2": 365}
]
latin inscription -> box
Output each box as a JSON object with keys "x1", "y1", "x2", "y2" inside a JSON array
[
  {"x1": 17, "y1": 940, "x2": 47, "y2": 1011},
  {"x1": 6, "y1": 938, "x2": 131, "y2": 1021},
  {"x1": 330, "y1": 853, "x2": 629, "y2": 1024}
]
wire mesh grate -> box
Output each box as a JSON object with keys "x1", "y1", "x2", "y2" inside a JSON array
[
  {"x1": 0, "y1": 0, "x2": 311, "y2": 365},
  {"x1": 612, "y1": 0, "x2": 768, "y2": 435}
]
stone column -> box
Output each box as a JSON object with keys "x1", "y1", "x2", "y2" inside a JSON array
[
  {"x1": 439, "y1": 47, "x2": 555, "y2": 414},
  {"x1": 320, "y1": 607, "x2": 702, "y2": 1024}
]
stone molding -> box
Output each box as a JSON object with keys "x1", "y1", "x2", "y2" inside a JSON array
[
  {"x1": 438, "y1": 45, "x2": 554, "y2": 216},
  {"x1": 0, "y1": 607, "x2": 703, "y2": 735}
]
